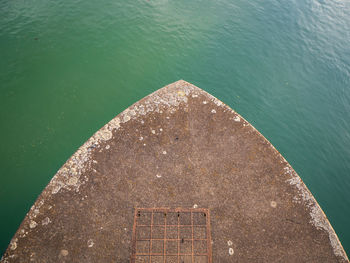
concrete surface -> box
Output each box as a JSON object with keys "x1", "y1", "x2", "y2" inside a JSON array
[{"x1": 1, "y1": 80, "x2": 348, "y2": 262}]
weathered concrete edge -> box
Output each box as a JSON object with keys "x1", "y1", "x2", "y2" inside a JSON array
[
  {"x1": 2, "y1": 80, "x2": 348, "y2": 262},
  {"x1": 198, "y1": 83, "x2": 349, "y2": 261}
]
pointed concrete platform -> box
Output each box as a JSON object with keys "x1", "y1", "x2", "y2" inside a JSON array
[{"x1": 1, "y1": 80, "x2": 348, "y2": 262}]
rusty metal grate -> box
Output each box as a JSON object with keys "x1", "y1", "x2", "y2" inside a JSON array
[{"x1": 131, "y1": 208, "x2": 212, "y2": 263}]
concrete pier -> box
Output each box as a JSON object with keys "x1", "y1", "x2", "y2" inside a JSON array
[{"x1": 1, "y1": 80, "x2": 348, "y2": 262}]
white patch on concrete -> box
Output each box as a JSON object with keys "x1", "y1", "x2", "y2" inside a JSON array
[
  {"x1": 270, "y1": 201, "x2": 277, "y2": 208},
  {"x1": 10, "y1": 238, "x2": 17, "y2": 250},
  {"x1": 29, "y1": 220, "x2": 37, "y2": 229},
  {"x1": 42, "y1": 217, "x2": 51, "y2": 226},
  {"x1": 87, "y1": 239, "x2": 94, "y2": 248},
  {"x1": 212, "y1": 98, "x2": 223, "y2": 107},
  {"x1": 229, "y1": 248, "x2": 234, "y2": 255},
  {"x1": 211, "y1": 109, "x2": 216, "y2": 114},
  {"x1": 67, "y1": 177, "x2": 78, "y2": 186},
  {"x1": 227, "y1": 240, "x2": 233, "y2": 246},
  {"x1": 129, "y1": 109, "x2": 136, "y2": 116},
  {"x1": 32, "y1": 209, "x2": 39, "y2": 218},
  {"x1": 177, "y1": 90, "x2": 185, "y2": 96},
  {"x1": 23, "y1": 199, "x2": 45, "y2": 236},
  {"x1": 234, "y1": 116, "x2": 241, "y2": 122},
  {"x1": 123, "y1": 114, "x2": 131, "y2": 122}
]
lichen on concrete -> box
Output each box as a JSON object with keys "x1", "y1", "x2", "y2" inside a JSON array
[{"x1": 285, "y1": 165, "x2": 348, "y2": 260}]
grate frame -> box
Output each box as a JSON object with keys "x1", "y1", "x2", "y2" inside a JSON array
[{"x1": 131, "y1": 207, "x2": 212, "y2": 263}]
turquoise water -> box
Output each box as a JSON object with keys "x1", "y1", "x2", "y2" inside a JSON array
[{"x1": 1, "y1": 0, "x2": 350, "y2": 256}]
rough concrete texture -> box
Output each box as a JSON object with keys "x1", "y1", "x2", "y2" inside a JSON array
[{"x1": 1, "y1": 80, "x2": 348, "y2": 262}]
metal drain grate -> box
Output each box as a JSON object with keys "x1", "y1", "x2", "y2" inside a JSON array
[{"x1": 131, "y1": 208, "x2": 212, "y2": 263}]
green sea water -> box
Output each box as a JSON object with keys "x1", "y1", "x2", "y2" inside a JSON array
[{"x1": 1, "y1": 0, "x2": 350, "y2": 256}]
